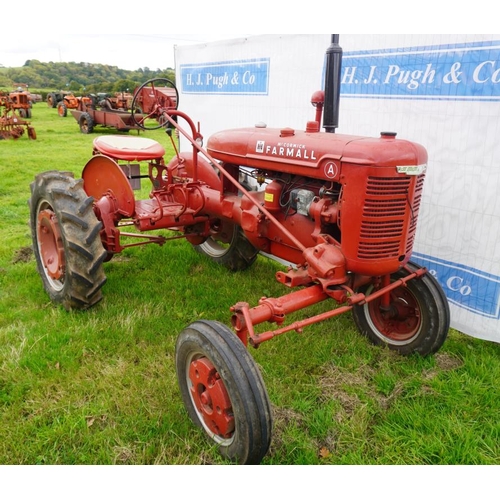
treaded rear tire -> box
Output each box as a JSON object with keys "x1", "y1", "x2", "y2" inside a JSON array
[{"x1": 29, "y1": 170, "x2": 107, "y2": 310}]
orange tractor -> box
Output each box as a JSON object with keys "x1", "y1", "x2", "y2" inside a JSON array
[
  {"x1": 1, "y1": 89, "x2": 32, "y2": 118},
  {"x1": 29, "y1": 36, "x2": 449, "y2": 463},
  {"x1": 56, "y1": 93, "x2": 94, "y2": 117},
  {"x1": 0, "y1": 91, "x2": 36, "y2": 139}
]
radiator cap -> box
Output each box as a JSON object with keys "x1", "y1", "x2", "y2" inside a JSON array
[{"x1": 381, "y1": 131, "x2": 397, "y2": 138}]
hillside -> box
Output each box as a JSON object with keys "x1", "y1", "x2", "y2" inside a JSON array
[{"x1": 0, "y1": 60, "x2": 174, "y2": 94}]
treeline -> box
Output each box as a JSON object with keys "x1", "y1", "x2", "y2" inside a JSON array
[{"x1": 0, "y1": 60, "x2": 175, "y2": 94}]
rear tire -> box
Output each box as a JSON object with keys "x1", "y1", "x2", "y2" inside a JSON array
[
  {"x1": 47, "y1": 93, "x2": 57, "y2": 108},
  {"x1": 195, "y1": 223, "x2": 258, "y2": 271},
  {"x1": 352, "y1": 262, "x2": 450, "y2": 356},
  {"x1": 29, "y1": 171, "x2": 107, "y2": 310},
  {"x1": 176, "y1": 320, "x2": 272, "y2": 464}
]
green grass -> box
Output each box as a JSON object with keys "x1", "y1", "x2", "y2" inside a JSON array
[{"x1": 1, "y1": 103, "x2": 500, "y2": 465}]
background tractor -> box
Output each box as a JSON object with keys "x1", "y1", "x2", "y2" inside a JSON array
[
  {"x1": 29, "y1": 36, "x2": 450, "y2": 464},
  {"x1": 1, "y1": 89, "x2": 32, "y2": 118},
  {"x1": 46, "y1": 91, "x2": 68, "y2": 108},
  {"x1": 0, "y1": 91, "x2": 36, "y2": 139},
  {"x1": 56, "y1": 93, "x2": 94, "y2": 117}
]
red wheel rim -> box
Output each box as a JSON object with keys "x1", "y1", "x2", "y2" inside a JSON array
[
  {"x1": 37, "y1": 208, "x2": 65, "y2": 280},
  {"x1": 366, "y1": 286, "x2": 421, "y2": 342},
  {"x1": 188, "y1": 357, "x2": 235, "y2": 438}
]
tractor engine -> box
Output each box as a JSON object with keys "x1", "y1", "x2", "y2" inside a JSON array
[{"x1": 206, "y1": 125, "x2": 427, "y2": 278}]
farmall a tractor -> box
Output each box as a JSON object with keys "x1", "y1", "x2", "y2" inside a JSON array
[{"x1": 29, "y1": 36, "x2": 450, "y2": 464}]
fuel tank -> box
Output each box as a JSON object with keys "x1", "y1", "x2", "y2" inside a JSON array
[{"x1": 206, "y1": 127, "x2": 427, "y2": 181}]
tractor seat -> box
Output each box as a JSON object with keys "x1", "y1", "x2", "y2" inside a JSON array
[{"x1": 93, "y1": 135, "x2": 165, "y2": 162}]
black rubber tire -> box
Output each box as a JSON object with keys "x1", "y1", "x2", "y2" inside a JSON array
[
  {"x1": 19, "y1": 108, "x2": 27, "y2": 118},
  {"x1": 27, "y1": 108, "x2": 32, "y2": 118},
  {"x1": 57, "y1": 102, "x2": 68, "y2": 117},
  {"x1": 352, "y1": 261, "x2": 450, "y2": 356},
  {"x1": 29, "y1": 171, "x2": 107, "y2": 310},
  {"x1": 195, "y1": 223, "x2": 258, "y2": 271},
  {"x1": 79, "y1": 112, "x2": 94, "y2": 134},
  {"x1": 176, "y1": 320, "x2": 272, "y2": 464},
  {"x1": 47, "y1": 93, "x2": 57, "y2": 108}
]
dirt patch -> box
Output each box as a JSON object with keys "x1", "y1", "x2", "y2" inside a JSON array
[
  {"x1": 435, "y1": 351, "x2": 463, "y2": 371},
  {"x1": 12, "y1": 246, "x2": 33, "y2": 264}
]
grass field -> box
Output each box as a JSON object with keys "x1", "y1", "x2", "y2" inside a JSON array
[{"x1": 1, "y1": 102, "x2": 500, "y2": 465}]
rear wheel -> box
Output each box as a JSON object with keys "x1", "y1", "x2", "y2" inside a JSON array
[
  {"x1": 47, "y1": 93, "x2": 57, "y2": 108},
  {"x1": 195, "y1": 222, "x2": 258, "y2": 271},
  {"x1": 29, "y1": 171, "x2": 107, "y2": 310},
  {"x1": 352, "y1": 262, "x2": 450, "y2": 356},
  {"x1": 176, "y1": 320, "x2": 272, "y2": 464},
  {"x1": 79, "y1": 112, "x2": 94, "y2": 133}
]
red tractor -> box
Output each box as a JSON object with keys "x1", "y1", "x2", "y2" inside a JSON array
[{"x1": 29, "y1": 36, "x2": 449, "y2": 464}]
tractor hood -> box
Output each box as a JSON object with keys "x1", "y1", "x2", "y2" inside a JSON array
[{"x1": 207, "y1": 127, "x2": 427, "y2": 181}]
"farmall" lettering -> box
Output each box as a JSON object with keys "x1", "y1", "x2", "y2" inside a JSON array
[{"x1": 259, "y1": 142, "x2": 316, "y2": 160}]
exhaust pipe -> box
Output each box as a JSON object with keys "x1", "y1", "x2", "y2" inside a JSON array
[{"x1": 323, "y1": 35, "x2": 342, "y2": 133}]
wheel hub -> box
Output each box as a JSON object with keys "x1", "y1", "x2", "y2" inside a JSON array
[
  {"x1": 369, "y1": 289, "x2": 421, "y2": 341},
  {"x1": 188, "y1": 357, "x2": 235, "y2": 438},
  {"x1": 37, "y1": 209, "x2": 65, "y2": 279}
]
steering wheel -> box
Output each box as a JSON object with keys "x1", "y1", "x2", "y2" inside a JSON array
[{"x1": 131, "y1": 78, "x2": 179, "y2": 130}]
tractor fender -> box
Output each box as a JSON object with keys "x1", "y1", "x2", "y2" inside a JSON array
[
  {"x1": 166, "y1": 153, "x2": 221, "y2": 191},
  {"x1": 82, "y1": 154, "x2": 135, "y2": 217}
]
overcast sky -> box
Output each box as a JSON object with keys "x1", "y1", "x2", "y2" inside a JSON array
[
  {"x1": 0, "y1": 0, "x2": 486, "y2": 71},
  {"x1": 0, "y1": 34, "x2": 252, "y2": 71}
]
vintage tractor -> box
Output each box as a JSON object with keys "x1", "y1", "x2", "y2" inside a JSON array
[
  {"x1": 1, "y1": 89, "x2": 32, "y2": 118},
  {"x1": 56, "y1": 93, "x2": 94, "y2": 117},
  {"x1": 0, "y1": 92, "x2": 36, "y2": 139},
  {"x1": 46, "y1": 91, "x2": 67, "y2": 108},
  {"x1": 29, "y1": 36, "x2": 450, "y2": 464},
  {"x1": 99, "y1": 91, "x2": 135, "y2": 112}
]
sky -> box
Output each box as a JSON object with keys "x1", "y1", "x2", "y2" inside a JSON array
[
  {"x1": 0, "y1": 34, "x2": 252, "y2": 71},
  {"x1": 1, "y1": 0, "x2": 481, "y2": 72}
]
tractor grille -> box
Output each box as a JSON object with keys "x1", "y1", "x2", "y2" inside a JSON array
[{"x1": 357, "y1": 175, "x2": 424, "y2": 260}]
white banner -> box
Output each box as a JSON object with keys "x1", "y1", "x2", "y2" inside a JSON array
[{"x1": 175, "y1": 34, "x2": 500, "y2": 343}]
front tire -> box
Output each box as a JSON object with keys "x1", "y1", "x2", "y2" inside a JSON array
[
  {"x1": 58, "y1": 102, "x2": 68, "y2": 117},
  {"x1": 79, "y1": 112, "x2": 94, "y2": 134},
  {"x1": 29, "y1": 171, "x2": 107, "y2": 310},
  {"x1": 352, "y1": 262, "x2": 450, "y2": 356},
  {"x1": 195, "y1": 223, "x2": 258, "y2": 271},
  {"x1": 176, "y1": 320, "x2": 272, "y2": 464}
]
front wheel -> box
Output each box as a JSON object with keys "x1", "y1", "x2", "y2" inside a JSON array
[
  {"x1": 195, "y1": 222, "x2": 258, "y2": 271},
  {"x1": 29, "y1": 171, "x2": 107, "y2": 310},
  {"x1": 176, "y1": 320, "x2": 272, "y2": 464},
  {"x1": 352, "y1": 262, "x2": 450, "y2": 356},
  {"x1": 79, "y1": 112, "x2": 94, "y2": 133},
  {"x1": 57, "y1": 102, "x2": 68, "y2": 117}
]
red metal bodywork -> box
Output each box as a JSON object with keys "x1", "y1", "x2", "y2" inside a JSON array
[
  {"x1": 207, "y1": 127, "x2": 426, "y2": 275},
  {"x1": 82, "y1": 93, "x2": 428, "y2": 346},
  {"x1": 70, "y1": 108, "x2": 144, "y2": 132}
]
